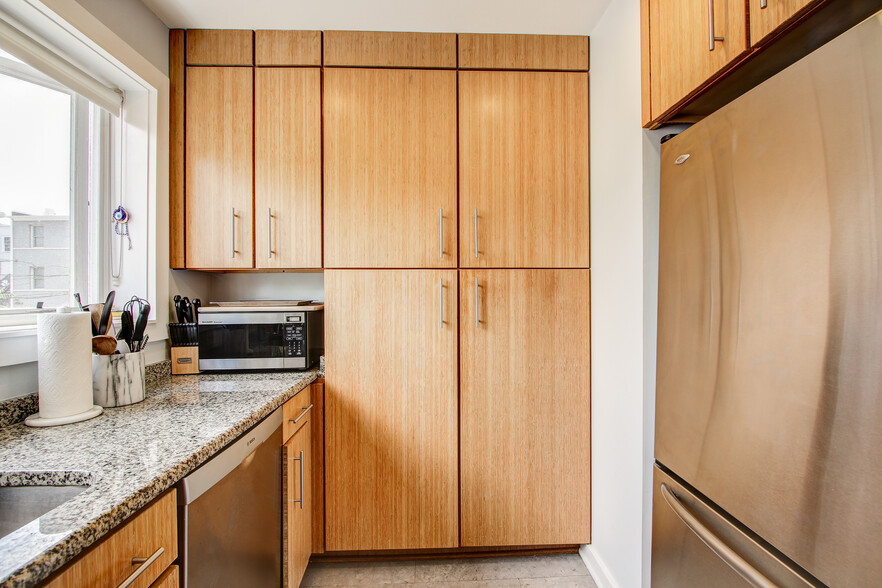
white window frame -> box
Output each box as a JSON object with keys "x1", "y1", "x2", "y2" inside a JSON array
[
  {"x1": 0, "y1": 0, "x2": 164, "y2": 366},
  {"x1": 29, "y1": 266, "x2": 43, "y2": 289},
  {"x1": 0, "y1": 53, "x2": 109, "y2": 324}
]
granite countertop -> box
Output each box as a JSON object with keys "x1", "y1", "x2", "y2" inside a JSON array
[{"x1": 0, "y1": 369, "x2": 318, "y2": 587}]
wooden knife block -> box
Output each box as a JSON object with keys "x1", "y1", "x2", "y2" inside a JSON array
[{"x1": 171, "y1": 347, "x2": 200, "y2": 375}]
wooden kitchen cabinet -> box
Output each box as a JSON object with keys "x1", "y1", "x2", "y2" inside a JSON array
[
  {"x1": 284, "y1": 413, "x2": 312, "y2": 588},
  {"x1": 459, "y1": 71, "x2": 589, "y2": 268},
  {"x1": 459, "y1": 269, "x2": 591, "y2": 546},
  {"x1": 749, "y1": 0, "x2": 815, "y2": 44},
  {"x1": 43, "y1": 490, "x2": 178, "y2": 588},
  {"x1": 644, "y1": 0, "x2": 749, "y2": 124},
  {"x1": 323, "y1": 68, "x2": 458, "y2": 268},
  {"x1": 185, "y1": 66, "x2": 254, "y2": 269},
  {"x1": 255, "y1": 67, "x2": 322, "y2": 269},
  {"x1": 324, "y1": 270, "x2": 459, "y2": 550}
]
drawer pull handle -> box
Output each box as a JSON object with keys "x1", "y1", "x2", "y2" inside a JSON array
[
  {"x1": 290, "y1": 404, "x2": 314, "y2": 424},
  {"x1": 117, "y1": 546, "x2": 164, "y2": 588},
  {"x1": 291, "y1": 450, "x2": 305, "y2": 509},
  {"x1": 708, "y1": 0, "x2": 725, "y2": 51}
]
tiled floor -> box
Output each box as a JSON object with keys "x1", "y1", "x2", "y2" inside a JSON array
[{"x1": 301, "y1": 554, "x2": 598, "y2": 587}]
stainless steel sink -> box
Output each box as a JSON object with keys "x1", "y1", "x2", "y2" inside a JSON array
[{"x1": 0, "y1": 484, "x2": 89, "y2": 538}]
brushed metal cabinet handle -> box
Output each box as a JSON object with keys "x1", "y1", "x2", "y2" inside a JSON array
[
  {"x1": 660, "y1": 484, "x2": 776, "y2": 588},
  {"x1": 267, "y1": 207, "x2": 273, "y2": 260},
  {"x1": 708, "y1": 0, "x2": 725, "y2": 51},
  {"x1": 439, "y1": 278, "x2": 443, "y2": 329},
  {"x1": 439, "y1": 208, "x2": 444, "y2": 259},
  {"x1": 289, "y1": 404, "x2": 313, "y2": 424},
  {"x1": 760, "y1": 0, "x2": 767, "y2": 7},
  {"x1": 474, "y1": 277, "x2": 480, "y2": 327},
  {"x1": 117, "y1": 546, "x2": 164, "y2": 588},
  {"x1": 473, "y1": 208, "x2": 479, "y2": 258},
  {"x1": 291, "y1": 450, "x2": 305, "y2": 509},
  {"x1": 230, "y1": 208, "x2": 236, "y2": 258}
]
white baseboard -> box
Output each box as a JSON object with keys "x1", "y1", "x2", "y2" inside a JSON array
[{"x1": 579, "y1": 545, "x2": 621, "y2": 588}]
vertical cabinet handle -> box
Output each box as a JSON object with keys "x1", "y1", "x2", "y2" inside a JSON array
[
  {"x1": 267, "y1": 208, "x2": 273, "y2": 260},
  {"x1": 439, "y1": 208, "x2": 444, "y2": 259},
  {"x1": 474, "y1": 277, "x2": 480, "y2": 327},
  {"x1": 473, "y1": 208, "x2": 479, "y2": 258},
  {"x1": 230, "y1": 208, "x2": 236, "y2": 258},
  {"x1": 708, "y1": 0, "x2": 725, "y2": 51},
  {"x1": 760, "y1": 0, "x2": 768, "y2": 7},
  {"x1": 291, "y1": 450, "x2": 305, "y2": 509},
  {"x1": 116, "y1": 546, "x2": 164, "y2": 588},
  {"x1": 439, "y1": 278, "x2": 443, "y2": 329}
]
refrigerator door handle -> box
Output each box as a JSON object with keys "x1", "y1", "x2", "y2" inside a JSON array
[{"x1": 660, "y1": 484, "x2": 778, "y2": 588}]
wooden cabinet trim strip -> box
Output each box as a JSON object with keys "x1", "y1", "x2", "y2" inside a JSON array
[
  {"x1": 255, "y1": 30, "x2": 321, "y2": 66},
  {"x1": 169, "y1": 29, "x2": 185, "y2": 268},
  {"x1": 323, "y1": 31, "x2": 457, "y2": 68},
  {"x1": 459, "y1": 33, "x2": 589, "y2": 71}
]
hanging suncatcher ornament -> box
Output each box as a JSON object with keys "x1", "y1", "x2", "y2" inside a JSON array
[{"x1": 113, "y1": 206, "x2": 132, "y2": 250}]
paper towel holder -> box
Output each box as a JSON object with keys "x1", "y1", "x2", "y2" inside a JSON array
[{"x1": 24, "y1": 307, "x2": 104, "y2": 428}]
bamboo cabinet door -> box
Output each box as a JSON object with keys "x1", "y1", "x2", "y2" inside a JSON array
[
  {"x1": 459, "y1": 71, "x2": 589, "y2": 268},
  {"x1": 185, "y1": 66, "x2": 254, "y2": 269},
  {"x1": 459, "y1": 269, "x2": 591, "y2": 546},
  {"x1": 649, "y1": 0, "x2": 748, "y2": 118},
  {"x1": 324, "y1": 270, "x2": 459, "y2": 550},
  {"x1": 323, "y1": 69, "x2": 458, "y2": 268},
  {"x1": 255, "y1": 68, "x2": 322, "y2": 269},
  {"x1": 285, "y1": 418, "x2": 312, "y2": 588},
  {"x1": 749, "y1": 0, "x2": 813, "y2": 45}
]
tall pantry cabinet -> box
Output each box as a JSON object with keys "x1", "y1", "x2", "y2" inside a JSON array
[{"x1": 171, "y1": 29, "x2": 591, "y2": 557}]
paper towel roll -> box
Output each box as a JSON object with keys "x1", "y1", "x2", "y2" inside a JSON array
[{"x1": 37, "y1": 307, "x2": 94, "y2": 419}]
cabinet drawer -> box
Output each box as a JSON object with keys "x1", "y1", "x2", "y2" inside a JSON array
[
  {"x1": 44, "y1": 490, "x2": 177, "y2": 588},
  {"x1": 283, "y1": 385, "x2": 312, "y2": 443},
  {"x1": 149, "y1": 565, "x2": 179, "y2": 588}
]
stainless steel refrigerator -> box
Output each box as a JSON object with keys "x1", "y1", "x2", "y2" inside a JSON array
[{"x1": 653, "y1": 11, "x2": 882, "y2": 588}]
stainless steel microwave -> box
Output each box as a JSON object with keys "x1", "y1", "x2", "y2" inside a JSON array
[{"x1": 197, "y1": 302, "x2": 324, "y2": 371}]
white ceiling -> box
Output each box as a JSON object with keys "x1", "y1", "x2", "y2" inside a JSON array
[{"x1": 139, "y1": 0, "x2": 613, "y2": 35}]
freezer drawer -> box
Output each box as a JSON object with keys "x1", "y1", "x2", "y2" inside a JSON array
[{"x1": 651, "y1": 466, "x2": 816, "y2": 588}]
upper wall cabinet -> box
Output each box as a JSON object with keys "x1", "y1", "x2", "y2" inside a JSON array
[
  {"x1": 185, "y1": 66, "x2": 254, "y2": 269},
  {"x1": 458, "y1": 33, "x2": 589, "y2": 71},
  {"x1": 646, "y1": 0, "x2": 749, "y2": 123},
  {"x1": 254, "y1": 68, "x2": 322, "y2": 269},
  {"x1": 172, "y1": 29, "x2": 323, "y2": 269},
  {"x1": 323, "y1": 66, "x2": 457, "y2": 268},
  {"x1": 748, "y1": 0, "x2": 814, "y2": 44},
  {"x1": 459, "y1": 70, "x2": 590, "y2": 268},
  {"x1": 640, "y1": 0, "x2": 872, "y2": 127}
]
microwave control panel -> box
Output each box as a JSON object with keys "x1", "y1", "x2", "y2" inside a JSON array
[{"x1": 284, "y1": 313, "x2": 306, "y2": 357}]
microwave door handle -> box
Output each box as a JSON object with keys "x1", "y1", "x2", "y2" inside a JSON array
[{"x1": 660, "y1": 484, "x2": 776, "y2": 588}]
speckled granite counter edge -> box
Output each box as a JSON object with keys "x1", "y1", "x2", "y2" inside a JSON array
[
  {"x1": 0, "y1": 361, "x2": 171, "y2": 429},
  {"x1": 2, "y1": 370, "x2": 316, "y2": 588}
]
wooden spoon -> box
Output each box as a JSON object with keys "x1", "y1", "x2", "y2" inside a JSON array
[{"x1": 92, "y1": 335, "x2": 118, "y2": 355}]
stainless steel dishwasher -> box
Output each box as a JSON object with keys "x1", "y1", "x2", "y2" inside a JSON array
[{"x1": 177, "y1": 407, "x2": 282, "y2": 587}]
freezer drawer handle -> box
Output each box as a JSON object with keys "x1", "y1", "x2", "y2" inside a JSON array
[
  {"x1": 290, "y1": 404, "x2": 313, "y2": 424},
  {"x1": 117, "y1": 546, "x2": 164, "y2": 588},
  {"x1": 660, "y1": 484, "x2": 777, "y2": 588}
]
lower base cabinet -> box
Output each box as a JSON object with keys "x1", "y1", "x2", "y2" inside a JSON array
[
  {"x1": 42, "y1": 490, "x2": 178, "y2": 588},
  {"x1": 459, "y1": 269, "x2": 591, "y2": 546},
  {"x1": 283, "y1": 383, "x2": 317, "y2": 588},
  {"x1": 324, "y1": 269, "x2": 459, "y2": 551}
]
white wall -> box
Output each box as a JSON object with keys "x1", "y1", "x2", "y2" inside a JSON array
[
  {"x1": 72, "y1": 0, "x2": 168, "y2": 74},
  {"x1": 208, "y1": 273, "x2": 324, "y2": 304},
  {"x1": 580, "y1": 0, "x2": 648, "y2": 586}
]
